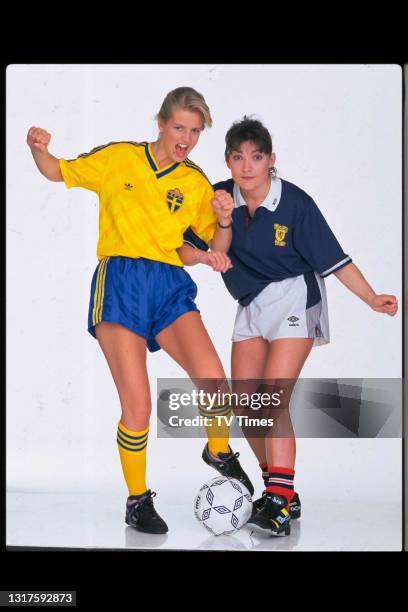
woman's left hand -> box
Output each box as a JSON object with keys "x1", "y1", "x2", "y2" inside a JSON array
[
  {"x1": 368, "y1": 294, "x2": 398, "y2": 316},
  {"x1": 212, "y1": 190, "x2": 234, "y2": 223},
  {"x1": 199, "y1": 251, "x2": 233, "y2": 273}
]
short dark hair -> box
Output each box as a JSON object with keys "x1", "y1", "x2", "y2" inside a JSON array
[{"x1": 225, "y1": 116, "x2": 273, "y2": 158}]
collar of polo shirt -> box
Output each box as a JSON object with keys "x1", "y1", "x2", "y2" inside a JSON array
[{"x1": 233, "y1": 177, "x2": 282, "y2": 212}]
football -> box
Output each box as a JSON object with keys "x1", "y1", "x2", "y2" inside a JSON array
[{"x1": 194, "y1": 477, "x2": 253, "y2": 536}]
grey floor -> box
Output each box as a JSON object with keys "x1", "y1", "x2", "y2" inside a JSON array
[{"x1": 6, "y1": 490, "x2": 401, "y2": 551}]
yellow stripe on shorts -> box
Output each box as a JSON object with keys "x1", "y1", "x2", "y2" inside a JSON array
[{"x1": 92, "y1": 257, "x2": 110, "y2": 327}]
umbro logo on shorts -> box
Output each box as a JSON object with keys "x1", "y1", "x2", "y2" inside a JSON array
[{"x1": 287, "y1": 316, "x2": 300, "y2": 326}]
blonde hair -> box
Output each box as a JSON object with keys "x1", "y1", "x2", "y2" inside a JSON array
[{"x1": 156, "y1": 86, "x2": 212, "y2": 129}]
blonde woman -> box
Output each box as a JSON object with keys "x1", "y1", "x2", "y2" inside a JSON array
[{"x1": 27, "y1": 88, "x2": 253, "y2": 535}]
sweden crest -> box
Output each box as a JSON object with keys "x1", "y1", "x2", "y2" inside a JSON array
[{"x1": 167, "y1": 188, "x2": 184, "y2": 213}]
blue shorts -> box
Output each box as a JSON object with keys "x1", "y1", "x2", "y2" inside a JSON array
[{"x1": 88, "y1": 256, "x2": 199, "y2": 352}]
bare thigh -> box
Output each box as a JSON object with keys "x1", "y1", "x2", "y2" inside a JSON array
[
  {"x1": 231, "y1": 337, "x2": 269, "y2": 410},
  {"x1": 264, "y1": 338, "x2": 314, "y2": 380},
  {"x1": 262, "y1": 338, "x2": 314, "y2": 426},
  {"x1": 231, "y1": 337, "x2": 270, "y2": 462},
  {"x1": 231, "y1": 337, "x2": 269, "y2": 385},
  {"x1": 156, "y1": 311, "x2": 228, "y2": 395},
  {"x1": 231, "y1": 337, "x2": 313, "y2": 467},
  {"x1": 263, "y1": 338, "x2": 313, "y2": 466},
  {"x1": 95, "y1": 322, "x2": 151, "y2": 430}
]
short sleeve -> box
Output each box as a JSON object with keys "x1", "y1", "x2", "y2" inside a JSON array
[
  {"x1": 293, "y1": 196, "x2": 352, "y2": 277},
  {"x1": 183, "y1": 227, "x2": 210, "y2": 251},
  {"x1": 189, "y1": 180, "x2": 217, "y2": 246},
  {"x1": 59, "y1": 143, "x2": 112, "y2": 193}
]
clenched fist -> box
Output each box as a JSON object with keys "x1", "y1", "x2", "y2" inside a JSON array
[
  {"x1": 368, "y1": 294, "x2": 398, "y2": 317},
  {"x1": 211, "y1": 189, "x2": 234, "y2": 224},
  {"x1": 27, "y1": 127, "x2": 51, "y2": 153}
]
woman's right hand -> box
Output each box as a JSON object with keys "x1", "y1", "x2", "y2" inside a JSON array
[
  {"x1": 27, "y1": 127, "x2": 51, "y2": 153},
  {"x1": 26, "y1": 127, "x2": 63, "y2": 181},
  {"x1": 196, "y1": 250, "x2": 233, "y2": 273}
]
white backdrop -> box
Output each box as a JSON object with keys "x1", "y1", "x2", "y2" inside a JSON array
[{"x1": 7, "y1": 65, "x2": 401, "y2": 504}]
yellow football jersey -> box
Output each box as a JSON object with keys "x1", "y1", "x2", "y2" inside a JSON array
[{"x1": 59, "y1": 141, "x2": 217, "y2": 265}]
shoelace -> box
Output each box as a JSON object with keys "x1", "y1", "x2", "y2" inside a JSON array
[
  {"x1": 129, "y1": 491, "x2": 156, "y2": 511},
  {"x1": 139, "y1": 492, "x2": 159, "y2": 517},
  {"x1": 223, "y1": 451, "x2": 240, "y2": 463}
]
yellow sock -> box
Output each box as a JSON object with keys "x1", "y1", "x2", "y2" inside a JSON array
[
  {"x1": 117, "y1": 422, "x2": 149, "y2": 496},
  {"x1": 198, "y1": 402, "x2": 231, "y2": 456}
]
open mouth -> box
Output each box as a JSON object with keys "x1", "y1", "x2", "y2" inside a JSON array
[{"x1": 175, "y1": 144, "x2": 188, "y2": 157}]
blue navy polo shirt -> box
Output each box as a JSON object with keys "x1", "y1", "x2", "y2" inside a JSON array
[{"x1": 183, "y1": 177, "x2": 352, "y2": 306}]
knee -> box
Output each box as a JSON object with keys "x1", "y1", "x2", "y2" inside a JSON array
[
  {"x1": 120, "y1": 401, "x2": 151, "y2": 432},
  {"x1": 119, "y1": 389, "x2": 151, "y2": 420}
]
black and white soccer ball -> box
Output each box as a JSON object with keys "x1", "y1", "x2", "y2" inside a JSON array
[{"x1": 194, "y1": 477, "x2": 253, "y2": 536}]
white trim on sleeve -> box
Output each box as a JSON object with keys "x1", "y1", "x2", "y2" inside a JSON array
[{"x1": 321, "y1": 256, "x2": 352, "y2": 277}]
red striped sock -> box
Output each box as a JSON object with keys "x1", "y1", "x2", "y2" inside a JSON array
[{"x1": 266, "y1": 466, "x2": 295, "y2": 507}]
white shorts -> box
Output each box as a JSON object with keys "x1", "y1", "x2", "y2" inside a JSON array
[{"x1": 232, "y1": 272, "x2": 330, "y2": 347}]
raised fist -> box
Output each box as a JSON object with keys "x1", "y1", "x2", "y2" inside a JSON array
[
  {"x1": 211, "y1": 189, "x2": 234, "y2": 223},
  {"x1": 27, "y1": 127, "x2": 51, "y2": 153}
]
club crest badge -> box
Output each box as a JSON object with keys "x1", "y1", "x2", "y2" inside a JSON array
[
  {"x1": 167, "y1": 188, "x2": 184, "y2": 213},
  {"x1": 274, "y1": 223, "x2": 288, "y2": 247}
]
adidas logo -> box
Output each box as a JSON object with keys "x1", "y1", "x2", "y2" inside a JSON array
[{"x1": 124, "y1": 183, "x2": 133, "y2": 191}]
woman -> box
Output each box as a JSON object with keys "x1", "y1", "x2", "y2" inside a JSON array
[
  {"x1": 26, "y1": 88, "x2": 254, "y2": 535},
  {"x1": 180, "y1": 116, "x2": 398, "y2": 537}
]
